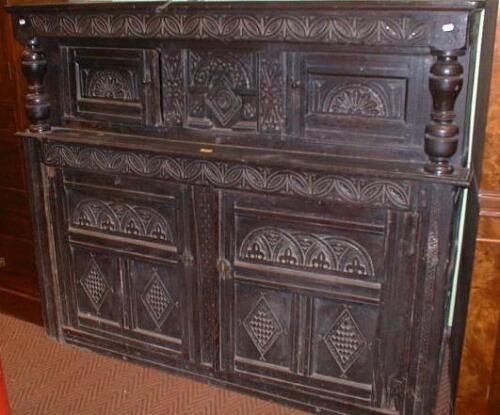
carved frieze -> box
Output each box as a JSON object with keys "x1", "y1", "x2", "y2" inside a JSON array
[
  {"x1": 28, "y1": 13, "x2": 430, "y2": 47},
  {"x1": 43, "y1": 142, "x2": 412, "y2": 209}
]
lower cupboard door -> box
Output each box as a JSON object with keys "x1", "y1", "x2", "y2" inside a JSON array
[
  {"x1": 218, "y1": 190, "x2": 417, "y2": 411},
  {"x1": 63, "y1": 243, "x2": 188, "y2": 357}
]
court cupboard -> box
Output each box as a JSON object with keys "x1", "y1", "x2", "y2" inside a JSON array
[{"x1": 6, "y1": 1, "x2": 498, "y2": 414}]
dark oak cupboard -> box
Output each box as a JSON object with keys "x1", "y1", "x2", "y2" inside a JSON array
[{"x1": 6, "y1": 1, "x2": 498, "y2": 414}]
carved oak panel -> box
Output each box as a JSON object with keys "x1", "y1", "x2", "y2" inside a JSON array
[
  {"x1": 163, "y1": 47, "x2": 285, "y2": 134},
  {"x1": 291, "y1": 53, "x2": 427, "y2": 158},
  {"x1": 235, "y1": 283, "x2": 294, "y2": 372},
  {"x1": 309, "y1": 76, "x2": 406, "y2": 120},
  {"x1": 65, "y1": 182, "x2": 178, "y2": 250},
  {"x1": 233, "y1": 202, "x2": 386, "y2": 282},
  {"x1": 127, "y1": 259, "x2": 184, "y2": 352},
  {"x1": 186, "y1": 49, "x2": 258, "y2": 131},
  {"x1": 310, "y1": 298, "x2": 377, "y2": 388},
  {"x1": 68, "y1": 245, "x2": 124, "y2": 334},
  {"x1": 61, "y1": 47, "x2": 161, "y2": 127}
]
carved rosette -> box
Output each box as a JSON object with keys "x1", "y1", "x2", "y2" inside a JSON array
[
  {"x1": 21, "y1": 37, "x2": 51, "y2": 133},
  {"x1": 424, "y1": 49, "x2": 464, "y2": 175}
]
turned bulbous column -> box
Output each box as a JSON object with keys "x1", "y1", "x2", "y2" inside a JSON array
[
  {"x1": 21, "y1": 37, "x2": 50, "y2": 133},
  {"x1": 424, "y1": 49, "x2": 464, "y2": 175}
]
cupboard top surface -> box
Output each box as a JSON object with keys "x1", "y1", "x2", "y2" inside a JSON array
[{"x1": 5, "y1": 0, "x2": 487, "y2": 12}]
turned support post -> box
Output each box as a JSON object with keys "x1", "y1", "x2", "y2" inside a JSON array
[
  {"x1": 21, "y1": 37, "x2": 50, "y2": 133},
  {"x1": 424, "y1": 49, "x2": 464, "y2": 175}
]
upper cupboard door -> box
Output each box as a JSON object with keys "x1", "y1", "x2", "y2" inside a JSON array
[
  {"x1": 289, "y1": 52, "x2": 429, "y2": 161},
  {"x1": 61, "y1": 46, "x2": 161, "y2": 127},
  {"x1": 219, "y1": 191, "x2": 418, "y2": 411}
]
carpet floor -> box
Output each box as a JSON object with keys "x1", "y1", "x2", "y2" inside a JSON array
[{"x1": 0, "y1": 313, "x2": 306, "y2": 415}]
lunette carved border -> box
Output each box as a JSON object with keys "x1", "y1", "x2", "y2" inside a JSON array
[
  {"x1": 27, "y1": 12, "x2": 431, "y2": 47},
  {"x1": 42, "y1": 141, "x2": 411, "y2": 209}
]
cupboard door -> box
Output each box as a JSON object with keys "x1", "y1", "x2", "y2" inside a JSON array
[
  {"x1": 61, "y1": 46, "x2": 161, "y2": 127},
  {"x1": 219, "y1": 190, "x2": 417, "y2": 410},
  {"x1": 288, "y1": 52, "x2": 428, "y2": 162},
  {"x1": 57, "y1": 171, "x2": 195, "y2": 359}
]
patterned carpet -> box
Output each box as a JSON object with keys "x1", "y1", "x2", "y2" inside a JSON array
[{"x1": 0, "y1": 313, "x2": 305, "y2": 415}]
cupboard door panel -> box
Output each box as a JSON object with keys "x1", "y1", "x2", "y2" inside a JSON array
[
  {"x1": 289, "y1": 52, "x2": 429, "y2": 161},
  {"x1": 61, "y1": 46, "x2": 161, "y2": 127},
  {"x1": 65, "y1": 182, "x2": 179, "y2": 251},
  {"x1": 234, "y1": 281, "x2": 294, "y2": 373},
  {"x1": 227, "y1": 190, "x2": 388, "y2": 287},
  {"x1": 128, "y1": 259, "x2": 184, "y2": 353},
  {"x1": 310, "y1": 297, "x2": 378, "y2": 387},
  {"x1": 69, "y1": 245, "x2": 124, "y2": 333}
]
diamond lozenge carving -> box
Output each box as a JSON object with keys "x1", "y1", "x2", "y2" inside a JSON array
[
  {"x1": 81, "y1": 256, "x2": 110, "y2": 311},
  {"x1": 324, "y1": 307, "x2": 367, "y2": 377},
  {"x1": 243, "y1": 296, "x2": 283, "y2": 360},
  {"x1": 141, "y1": 269, "x2": 174, "y2": 327}
]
